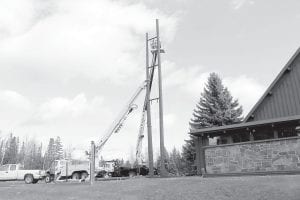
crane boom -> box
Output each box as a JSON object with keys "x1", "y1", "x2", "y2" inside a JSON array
[
  {"x1": 135, "y1": 109, "x2": 146, "y2": 165},
  {"x1": 95, "y1": 81, "x2": 147, "y2": 153},
  {"x1": 135, "y1": 52, "x2": 157, "y2": 165}
]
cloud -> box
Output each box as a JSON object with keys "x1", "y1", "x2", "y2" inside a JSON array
[
  {"x1": 0, "y1": 90, "x2": 105, "y2": 130},
  {"x1": 231, "y1": 0, "x2": 255, "y2": 10},
  {"x1": 0, "y1": 0, "x2": 34, "y2": 38},
  {"x1": 224, "y1": 75, "x2": 265, "y2": 115},
  {"x1": 163, "y1": 60, "x2": 210, "y2": 92},
  {"x1": 30, "y1": 93, "x2": 104, "y2": 123},
  {"x1": 0, "y1": 90, "x2": 33, "y2": 129},
  {"x1": 0, "y1": 90, "x2": 32, "y2": 110},
  {"x1": 0, "y1": 0, "x2": 178, "y2": 85}
]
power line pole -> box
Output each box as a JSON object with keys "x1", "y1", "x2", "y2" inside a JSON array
[
  {"x1": 146, "y1": 33, "x2": 154, "y2": 177},
  {"x1": 90, "y1": 141, "x2": 95, "y2": 185},
  {"x1": 156, "y1": 19, "x2": 167, "y2": 177}
]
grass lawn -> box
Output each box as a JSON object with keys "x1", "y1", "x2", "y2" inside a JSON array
[{"x1": 0, "y1": 175, "x2": 299, "y2": 200}]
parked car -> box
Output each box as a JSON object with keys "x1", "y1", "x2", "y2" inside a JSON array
[{"x1": 0, "y1": 164, "x2": 46, "y2": 184}]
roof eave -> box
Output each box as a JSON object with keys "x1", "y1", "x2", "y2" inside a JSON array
[{"x1": 190, "y1": 114, "x2": 300, "y2": 136}]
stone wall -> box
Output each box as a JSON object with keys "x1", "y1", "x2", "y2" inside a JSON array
[{"x1": 204, "y1": 136, "x2": 300, "y2": 174}]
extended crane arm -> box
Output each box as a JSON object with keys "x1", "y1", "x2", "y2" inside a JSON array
[
  {"x1": 95, "y1": 81, "x2": 147, "y2": 153},
  {"x1": 135, "y1": 52, "x2": 157, "y2": 165}
]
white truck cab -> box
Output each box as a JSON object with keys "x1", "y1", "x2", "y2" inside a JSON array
[
  {"x1": 97, "y1": 160, "x2": 115, "y2": 176},
  {"x1": 0, "y1": 164, "x2": 46, "y2": 184}
]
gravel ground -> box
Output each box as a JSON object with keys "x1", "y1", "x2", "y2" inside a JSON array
[{"x1": 0, "y1": 175, "x2": 299, "y2": 200}]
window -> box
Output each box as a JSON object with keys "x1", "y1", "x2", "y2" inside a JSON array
[
  {"x1": 0, "y1": 165, "x2": 9, "y2": 171},
  {"x1": 10, "y1": 165, "x2": 16, "y2": 171}
]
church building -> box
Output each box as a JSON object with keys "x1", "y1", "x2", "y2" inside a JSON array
[{"x1": 190, "y1": 47, "x2": 300, "y2": 176}]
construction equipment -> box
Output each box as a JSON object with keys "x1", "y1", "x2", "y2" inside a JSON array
[
  {"x1": 46, "y1": 82, "x2": 148, "y2": 183},
  {"x1": 92, "y1": 81, "x2": 151, "y2": 177},
  {"x1": 135, "y1": 51, "x2": 157, "y2": 167},
  {"x1": 45, "y1": 159, "x2": 90, "y2": 183},
  {"x1": 95, "y1": 81, "x2": 147, "y2": 155},
  {"x1": 94, "y1": 52, "x2": 158, "y2": 174},
  {"x1": 135, "y1": 110, "x2": 146, "y2": 166},
  {"x1": 93, "y1": 20, "x2": 165, "y2": 178}
]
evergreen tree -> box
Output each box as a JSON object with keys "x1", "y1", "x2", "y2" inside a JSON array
[
  {"x1": 190, "y1": 73, "x2": 243, "y2": 129},
  {"x1": 182, "y1": 139, "x2": 196, "y2": 174},
  {"x1": 0, "y1": 138, "x2": 4, "y2": 165},
  {"x1": 28, "y1": 142, "x2": 37, "y2": 169},
  {"x1": 155, "y1": 148, "x2": 171, "y2": 174},
  {"x1": 2, "y1": 137, "x2": 9, "y2": 164},
  {"x1": 18, "y1": 141, "x2": 26, "y2": 165},
  {"x1": 0, "y1": 135, "x2": 7, "y2": 165},
  {"x1": 44, "y1": 138, "x2": 55, "y2": 169},
  {"x1": 54, "y1": 136, "x2": 64, "y2": 160},
  {"x1": 169, "y1": 147, "x2": 184, "y2": 175},
  {"x1": 35, "y1": 143, "x2": 43, "y2": 169},
  {"x1": 3, "y1": 134, "x2": 19, "y2": 164},
  {"x1": 182, "y1": 73, "x2": 243, "y2": 173}
]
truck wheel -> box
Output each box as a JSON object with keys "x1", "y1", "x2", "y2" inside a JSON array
[
  {"x1": 24, "y1": 174, "x2": 34, "y2": 184},
  {"x1": 72, "y1": 172, "x2": 80, "y2": 180},
  {"x1": 45, "y1": 175, "x2": 51, "y2": 183},
  {"x1": 81, "y1": 172, "x2": 88, "y2": 180},
  {"x1": 32, "y1": 179, "x2": 38, "y2": 184}
]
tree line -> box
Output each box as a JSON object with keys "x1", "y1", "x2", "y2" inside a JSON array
[{"x1": 0, "y1": 134, "x2": 64, "y2": 170}]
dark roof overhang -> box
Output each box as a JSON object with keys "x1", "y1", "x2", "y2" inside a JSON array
[{"x1": 189, "y1": 115, "x2": 300, "y2": 137}]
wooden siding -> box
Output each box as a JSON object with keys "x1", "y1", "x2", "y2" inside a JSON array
[{"x1": 245, "y1": 48, "x2": 300, "y2": 122}]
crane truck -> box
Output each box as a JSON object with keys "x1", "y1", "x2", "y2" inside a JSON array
[
  {"x1": 45, "y1": 81, "x2": 148, "y2": 182},
  {"x1": 45, "y1": 37, "x2": 161, "y2": 182}
]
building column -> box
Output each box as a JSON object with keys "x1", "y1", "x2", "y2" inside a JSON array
[
  {"x1": 195, "y1": 136, "x2": 202, "y2": 175},
  {"x1": 273, "y1": 130, "x2": 278, "y2": 139},
  {"x1": 227, "y1": 136, "x2": 233, "y2": 144},
  {"x1": 250, "y1": 132, "x2": 254, "y2": 141},
  {"x1": 195, "y1": 135, "x2": 208, "y2": 175}
]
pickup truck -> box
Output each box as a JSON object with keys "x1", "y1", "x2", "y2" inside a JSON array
[{"x1": 0, "y1": 164, "x2": 46, "y2": 184}]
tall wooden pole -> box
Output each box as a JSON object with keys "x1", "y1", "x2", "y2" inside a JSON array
[
  {"x1": 146, "y1": 33, "x2": 154, "y2": 177},
  {"x1": 90, "y1": 141, "x2": 95, "y2": 185},
  {"x1": 156, "y1": 19, "x2": 166, "y2": 176}
]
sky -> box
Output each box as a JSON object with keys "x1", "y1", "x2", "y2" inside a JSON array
[{"x1": 0, "y1": 0, "x2": 299, "y2": 161}]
